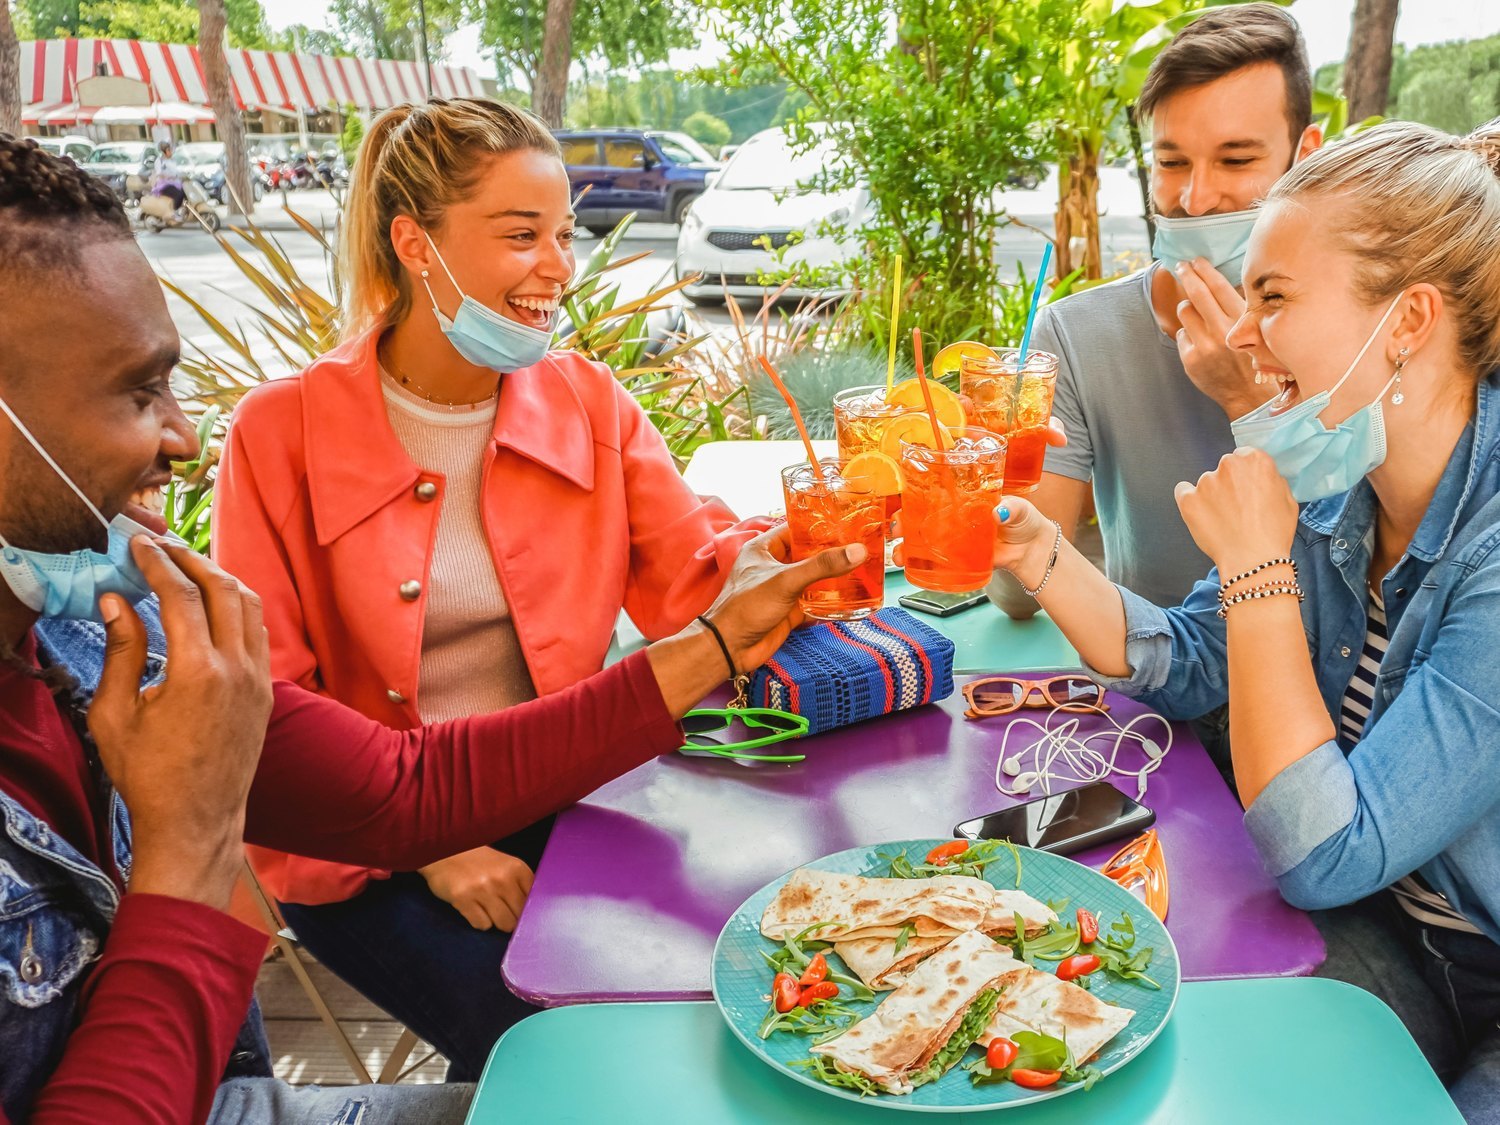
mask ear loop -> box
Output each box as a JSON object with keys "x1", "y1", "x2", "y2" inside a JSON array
[
  {"x1": 1323, "y1": 291, "x2": 1407, "y2": 408},
  {"x1": 0, "y1": 395, "x2": 112, "y2": 540},
  {"x1": 420, "y1": 231, "x2": 467, "y2": 328}
]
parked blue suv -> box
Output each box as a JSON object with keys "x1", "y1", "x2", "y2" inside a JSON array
[{"x1": 554, "y1": 129, "x2": 720, "y2": 235}]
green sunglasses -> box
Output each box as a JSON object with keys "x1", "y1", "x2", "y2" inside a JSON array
[{"x1": 677, "y1": 707, "x2": 810, "y2": 763}]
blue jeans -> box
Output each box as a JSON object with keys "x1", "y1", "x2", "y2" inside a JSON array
[
  {"x1": 211, "y1": 1078, "x2": 472, "y2": 1124},
  {"x1": 279, "y1": 819, "x2": 552, "y2": 1083},
  {"x1": 1314, "y1": 892, "x2": 1500, "y2": 1122}
]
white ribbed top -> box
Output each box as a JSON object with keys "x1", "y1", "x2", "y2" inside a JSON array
[{"x1": 380, "y1": 372, "x2": 536, "y2": 723}]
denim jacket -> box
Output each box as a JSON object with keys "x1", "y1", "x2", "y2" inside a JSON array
[
  {"x1": 1095, "y1": 371, "x2": 1500, "y2": 943},
  {"x1": 0, "y1": 604, "x2": 268, "y2": 1121}
]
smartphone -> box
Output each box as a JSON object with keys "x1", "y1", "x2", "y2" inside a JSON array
[
  {"x1": 953, "y1": 781, "x2": 1156, "y2": 856},
  {"x1": 898, "y1": 590, "x2": 987, "y2": 617}
]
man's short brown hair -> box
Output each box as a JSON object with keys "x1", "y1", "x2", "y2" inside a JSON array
[{"x1": 1137, "y1": 3, "x2": 1312, "y2": 147}]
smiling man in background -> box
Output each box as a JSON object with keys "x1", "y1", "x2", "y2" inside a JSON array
[{"x1": 988, "y1": 2, "x2": 1322, "y2": 619}]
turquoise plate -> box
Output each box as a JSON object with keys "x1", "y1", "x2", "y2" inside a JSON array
[{"x1": 710, "y1": 839, "x2": 1180, "y2": 1113}]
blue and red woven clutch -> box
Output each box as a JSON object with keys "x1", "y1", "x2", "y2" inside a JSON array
[{"x1": 749, "y1": 607, "x2": 955, "y2": 735}]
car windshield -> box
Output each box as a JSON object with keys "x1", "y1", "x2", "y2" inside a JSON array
[
  {"x1": 716, "y1": 134, "x2": 842, "y2": 192},
  {"x1": 650, "y1": 132, "x2": 714, "y2": 165},
  {"x1": 176, "y1": 144, "x2": 224, "y2": 165},
  {"x1": 88, "y1": 144, "x2": 149, "y2": 165}
]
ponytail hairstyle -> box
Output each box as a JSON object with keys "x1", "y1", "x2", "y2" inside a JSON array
[
  {"x1": 1265, "y1": 118, "x2": 1500, "y2": 377},
  {"x1": 339, "y1": 98, "x2": 562, "y2": 341}
]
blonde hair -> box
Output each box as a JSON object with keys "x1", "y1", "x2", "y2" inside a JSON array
[
  {"x1": 1265, "y1": 118, "x2": 1500, "y2": 377},
  {"x1": 339, "y1": 97, "x2": 561, "y2": 341}
]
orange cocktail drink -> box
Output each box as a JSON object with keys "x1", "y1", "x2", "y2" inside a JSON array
[
  {"x1": 959, "y1": 350, "x2": 1058, "y2": 494},
  {"x1": 833, "y1": 385, "x2": 914, "y2": 519},
  {"x1": 899, "y1": 427, "x2": 1007, "y2": 593},
  {"x1": 780, "y1": 460, "x2": 887, "y2": 620}
]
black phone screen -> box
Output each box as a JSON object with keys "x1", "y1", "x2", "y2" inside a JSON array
[{"x1": 953, "y1": 781, "x2": 1155, "y2": 856}]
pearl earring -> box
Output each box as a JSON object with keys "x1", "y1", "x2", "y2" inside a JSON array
[{"x1": 1392, "y1": 347, "x2": 1409, "y2": 406}]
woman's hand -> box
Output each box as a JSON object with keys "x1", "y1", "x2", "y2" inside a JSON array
[
  {"x1": 989, "y1": 498, "x2": 1061, "y2": 591},
  {"x1": 706, "y1": 523, "x2": 864, "y2": 673},
  {"x1": 418, "y1": 846, "x2": 534, "y2": 932},
  {"x1": 647, "y1": 524, "x2": 864, "y2": 718},
  {"x1": 1174, "y1": 448, "x2": 1299, "y2": 576}
]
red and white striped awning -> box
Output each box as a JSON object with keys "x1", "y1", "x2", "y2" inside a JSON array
[{"x1": 20, "y1": 38, "x2": 484, "y2": 122}]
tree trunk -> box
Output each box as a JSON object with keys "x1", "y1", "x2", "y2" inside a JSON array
[
  {"x1": 0, "y1": 0, "x2": 20, "y2": 138},
  {"x1": 199, "y1": 0, "x2": 255, "y2": 218},
  {"x1": 533, "y1": 0, "x2": 577, "y2": 128},
  {"x1": 1053, "y1": 139, "x2": 1102, "y2": 282},
  {"x1": 1344, "y1": 0, "x2": 1400, "y2": 123}
]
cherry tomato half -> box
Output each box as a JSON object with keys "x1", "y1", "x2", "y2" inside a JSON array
[
  {"x1": 1010, "y1": 1068, "x2": 1063, "y2": 1089},
  {"x1": 799, "y1": 952, "x2": 829, "y2": 987},
  {"x1": 773, "y1": 972, "x2": 801, "y2": 1013},
  {"x1": 1056, "y1": 953, "x2": 1102, "y2": 981},
  {"x1": 925, "y1": 840, "x2": 971, "y2": 866},
  {"x1": 985, "y1": 1037, "x2": 1019, "y2": 1070},
  {"x1": 1076, "y1": 908, "x2": 1099, "y2": 945},
  {"x1": 798, "y1": 981, "x2": 839, "y2": 1006}
]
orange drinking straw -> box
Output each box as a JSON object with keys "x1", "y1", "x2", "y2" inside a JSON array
[
  {"x1": 757, "y1": 355, "x2": 825, "y2": 482},
  {"x1": 910, "y1": 327, "x2": 945, "y2": 444}
]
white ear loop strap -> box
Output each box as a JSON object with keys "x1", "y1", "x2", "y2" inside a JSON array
[
  {"x1": 0, "y1": 395, "x2": 110, "y2": 533},
  {"x1": 995, "y1": 703, "x2": 1173, "y2": 801}
]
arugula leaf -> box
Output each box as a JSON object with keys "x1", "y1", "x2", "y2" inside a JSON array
[
  {"x1": 906, "y1": 989, "x2": 1003, "y2": 1090},
  {"x1": 757, "y1": 997, "x2": 863, "y2": 1041},
  {"x1": 893, "y1": 921, "x2": 916, "y2": 955},
  {"x1": 878, "y1": 839, "x2": 1016, "y2": 881},
  {"x1": 790, "y1": 1056, "x2": 884, "y2": 1096}
]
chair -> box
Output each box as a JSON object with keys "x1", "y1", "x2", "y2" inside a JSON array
[{"x1": 241, "y1": 863, "x2": 437, "y2": 1084}]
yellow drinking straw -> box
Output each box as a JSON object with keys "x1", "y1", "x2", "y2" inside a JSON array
[{"x1": 885, "y1": 255, "x2": 903, "y2": 393}]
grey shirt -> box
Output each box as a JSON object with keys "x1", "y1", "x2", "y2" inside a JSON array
[{"x1": 1036, "y1": 266, "x2": 1236, "y2": 607}]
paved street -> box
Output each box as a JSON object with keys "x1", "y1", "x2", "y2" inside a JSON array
[{"x1": 139, "y1": 167, "x2": 1153, "y2": 379}]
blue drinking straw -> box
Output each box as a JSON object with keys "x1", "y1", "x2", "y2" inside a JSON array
[
  {"x1": 1010, "y1": 241, "x2": 1054, "y2": 431},
  {"x1": 1018, "y1": 241, "x2": 1053, "y2": 361}
]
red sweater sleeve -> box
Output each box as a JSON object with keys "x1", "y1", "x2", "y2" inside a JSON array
[
  {"x1": 244, "y1": 649, "x2": 680, "y2": 868},
  {"x1": 26, "y1": 894, "x2": 266, "y2": 1125}
]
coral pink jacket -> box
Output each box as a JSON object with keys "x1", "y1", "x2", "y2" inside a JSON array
[{"x1": 213, "y1": 332, "x2": 761, "y2": 905}]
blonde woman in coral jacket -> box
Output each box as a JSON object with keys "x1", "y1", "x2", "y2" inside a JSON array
[{"x1": 213, "y1": 98, "x2": 763, "y2": 1080}]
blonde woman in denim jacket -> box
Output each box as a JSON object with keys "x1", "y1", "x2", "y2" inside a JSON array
[{"x1": 991, "y1": 120, "x2": 1500, "y2": 1118}]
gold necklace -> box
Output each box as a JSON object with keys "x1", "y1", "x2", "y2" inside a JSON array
[{"x1": 379, "y1": 345, "x2": 499, "y2": 409}]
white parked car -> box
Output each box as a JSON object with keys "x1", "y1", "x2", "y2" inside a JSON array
[
  {"x1": 33, "y1": 135, "x2": 95, "y2": 165},
  {"x1": 676, "y1": 126, "x2": 870, "y2": 304}
]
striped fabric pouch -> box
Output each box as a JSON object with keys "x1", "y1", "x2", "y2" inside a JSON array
[{"x1": 748, "y1": 608, "x2": 956, "y2": 735}]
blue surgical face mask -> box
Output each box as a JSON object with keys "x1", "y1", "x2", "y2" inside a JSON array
[
  {"x1": 0, "y1": 395, "x2": 165, "y2": 623},
  {"x1": 420, "y1": 231, "x2": 555, "y2": 374},
  {"x1": 1152, "y1": 209, "x2": 1259, "y2": 288},
  {"x1": 1230, "y1": 292, "x2": 1407, "y2": 503}
]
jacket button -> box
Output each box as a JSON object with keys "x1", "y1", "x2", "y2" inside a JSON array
[
  {"x1": 1334, "y1": 538, "x2": 1348, "y2": 550},
  {"x1": 399, "y1": 580, "x2": 422, "y2": 601},
  {"x1": 1340, "y1": 646, "x2": 1352, "y2": 658},
  {"x1": 415, "y1": 481, "x2": 438, "y2": 501},
  {"x1": 387, "y1": 689, "x2": 407, "y2": 705},
  {"x1": 20, "y1": 954, "x2": 43, "y2": 984}
]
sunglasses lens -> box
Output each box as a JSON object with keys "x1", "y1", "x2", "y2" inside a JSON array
[
  {"x1": 747, "y1": 711, "x2": 802, "y2": 732},
  {"x1": 681, "y1": 712, "x2": 731, "y2": 735},
  {"x1": 971, "y1": 680, "x2": 1025, "y2": 712},
  {"x1": 1049, "y1": 677, "x2": 1104, "y2": 707}
]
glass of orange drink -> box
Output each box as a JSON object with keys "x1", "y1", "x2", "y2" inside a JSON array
[
  {"x1": 898, "y1": 427, "x2": 1007, "y2": 593},
  {"x1": 780, "y1": 459, "x2": 888, "y2": 620},
  {"x1": 958, "y1": 350, "x2": 1058, "y2": 494}
]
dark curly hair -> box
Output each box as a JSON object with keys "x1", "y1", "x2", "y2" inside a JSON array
[{"x1": 0, "y1": 133, "x2": 133, "y2": 278}]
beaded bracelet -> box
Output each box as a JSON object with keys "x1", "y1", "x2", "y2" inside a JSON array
[
  {"x1": 1218, "y1": 557, "x2": 1296, "y2": 597},
  {"x1": 1216, "y1": 582, "x2": 1305, "y2": 619},
  {"x1": 1020, "y1": 519, "x2": 1065, "y2": 598}
]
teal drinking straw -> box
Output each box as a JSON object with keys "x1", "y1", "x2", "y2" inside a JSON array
[
  {"x1": 1011, "y1": 241, "x2": 1054, "y2": 431},
  {"x1": 1018, "y1": 241, "x2": 1053, "y2": 361}
]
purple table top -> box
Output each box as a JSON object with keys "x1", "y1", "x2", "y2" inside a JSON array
[{"x1": 503, "y1": 680, "x2": 1324, "y2": 1006}]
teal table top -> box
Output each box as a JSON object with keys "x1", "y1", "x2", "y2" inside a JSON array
[
  {"x1": 683, "y1": 440, "x2": 1079, "y2": 675},
  {"x1": 467, "y1": 979, "x2": 1458, "y2": 1124}
]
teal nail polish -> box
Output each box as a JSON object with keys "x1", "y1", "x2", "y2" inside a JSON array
[{"x1": 998, "y1": 506, "x2": 1011, "y2": 523}]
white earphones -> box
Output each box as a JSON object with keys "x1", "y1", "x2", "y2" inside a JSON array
[{"x1": 994, "y1": 703, "x2": 1172, "y2": 801}]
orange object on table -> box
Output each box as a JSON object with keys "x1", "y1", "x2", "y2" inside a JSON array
[{"x1": 1102, "y1": 828, "x2": 1169, "y2": 922}]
